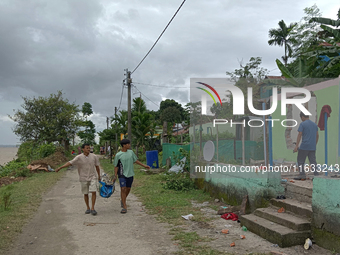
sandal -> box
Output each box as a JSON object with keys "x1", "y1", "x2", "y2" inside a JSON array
[
  {"x1": 121, "y1": 208, "x2": 127, "y2": 214},
  {"x1": 121, "y1": 200, "x2": 124, "y2": 208}
]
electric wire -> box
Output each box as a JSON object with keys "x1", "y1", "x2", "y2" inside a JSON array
[
  {"x1": 117, "y1": 82, "x2": 125, "y2": 112},
  {"x1": 133, "y1": 82, "x2": 188, "y2": 89},
  {"x1": 132, "y1": 84, "x2": 159, "y2": 107},
  {"x1": 131, "y1": 0, "x2": 187, "y2": 74}
]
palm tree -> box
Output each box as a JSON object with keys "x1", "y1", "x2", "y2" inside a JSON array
[{"x1": 268, "y1": 20, "x2": 298, "y2": 66}]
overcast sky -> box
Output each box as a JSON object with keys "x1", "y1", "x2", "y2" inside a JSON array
[{"x1": 0, "y1": 0, "x2": 339, "y2": 145}]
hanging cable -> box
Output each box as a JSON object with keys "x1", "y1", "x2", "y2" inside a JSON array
[
  {"x1": 117, "y1": 82, "x2": 125, "y2": 112},
  {"x1": 132, "y1": 84, "x2": 159, "y2": 107},
  {"x1": 133, "y1": 82, "x2": 188, "y2": 88},
  {"x1": 131, "y1": 0, "x2": 187, "y2": 74}
]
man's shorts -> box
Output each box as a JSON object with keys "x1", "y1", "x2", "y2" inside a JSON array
[
  {"x1": 119, "y1": 176, "x2": 134, "y2": 188},
  {"x1": 80, "y1": 179, "x2": 98, "y2": 194}
]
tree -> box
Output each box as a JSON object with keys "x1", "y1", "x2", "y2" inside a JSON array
[
  {"x1": 291, "y1": 5, "x2": 322, "y2": 56},
  {"x1": 159, "y1": 99, "x2": 185, "y2": 121},
  {"x1": 77, "y1": 102, "x2": 96, "y2": 145},
  {"x1": 268, "y1": 20, "x2": 298, "y2": 66},
  {"x1": 9, "y1": 91, "x2": 80, "y2": 145},
  {"x1": 225, "y1": 57, "x2": 268, "y2": 117}
]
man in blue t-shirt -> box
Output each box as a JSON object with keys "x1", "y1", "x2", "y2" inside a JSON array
[{"x1": 293, "y1": 112, "x2": 319, "y2": 180}]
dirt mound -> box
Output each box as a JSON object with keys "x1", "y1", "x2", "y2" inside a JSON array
[
  {"x1": 30, "y1": 152, "x2": 68, "y2": 169},
  {"x1": 0, "y1": 176, "x2": 26, "y2": 187}
]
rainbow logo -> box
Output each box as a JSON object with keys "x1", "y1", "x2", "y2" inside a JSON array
[{"x1": 196, "y1": 82, "x2": 222, "y2": 106}]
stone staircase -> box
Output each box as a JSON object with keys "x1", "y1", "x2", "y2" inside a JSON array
[{"x1": 239, "y1": 180, "x2": 313, "y2": 247}]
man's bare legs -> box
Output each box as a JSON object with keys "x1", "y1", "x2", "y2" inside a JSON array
[
  {"x1": 120, "y1": 187, "x2": 131, "y2": 210},
  {"x1": 84, "y1": 192, "x2": 96, "y2": 210}
]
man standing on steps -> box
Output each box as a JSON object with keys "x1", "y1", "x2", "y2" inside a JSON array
[
  {"x1": 293, "y1": 112, "x2": 319, "y2": 180},
  {"x1": 113, "y1": 139, "x2": 150, "y2": 214},
  {"x1": 56, "y1": 143, "x2": 101, "y2": 215}
]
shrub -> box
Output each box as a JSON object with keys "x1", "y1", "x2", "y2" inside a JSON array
[
  {"x1": 162, "y1": 172, "x2": 196, "y2": 191},
  {"x1": 0, "y1": 161, "x2": 27, "y2": 177}
]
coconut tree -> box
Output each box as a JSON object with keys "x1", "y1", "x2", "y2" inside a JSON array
[{"x1": 268, "y1": 20, "x2": 298, "y2": 66}]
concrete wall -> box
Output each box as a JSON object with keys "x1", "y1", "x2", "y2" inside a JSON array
[
  {"x1": 312, "y1": 177, "x2": 340, "y2": 252},
  {"x1": 271, "y1": 79, "x2": 340, "y2": 165},
  {"x1": 199, "y1": 164, "x2": 284, "y2": 211}
]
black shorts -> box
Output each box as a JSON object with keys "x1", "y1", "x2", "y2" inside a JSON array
[{"x1": 119, "y1": 176, "x2": 134, "y2": 188}]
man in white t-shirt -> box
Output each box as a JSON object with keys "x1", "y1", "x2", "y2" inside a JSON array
[{"x1": 56, "y1": 144, "x2": 101, "y2": 215}]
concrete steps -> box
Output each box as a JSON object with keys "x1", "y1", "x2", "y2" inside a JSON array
[
  {"x1": 254, "y1": 207, "x2": 311, "y2": 231},
  {"x1": 281, "y1": 180, "x2": 313, "y2": 204},
  {"x1": 240, "y1": 214, "x2": 311, "y2": 248},
  {"x1": 239, "y1": 198, "x2": 312, "y2": 247}
]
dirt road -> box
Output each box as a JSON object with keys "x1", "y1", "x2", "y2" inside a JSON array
[{"x1": 5, "y1": 166, "x2": 177, "y2": 255}]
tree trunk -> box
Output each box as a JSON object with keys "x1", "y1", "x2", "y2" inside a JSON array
[{"x1": 162, "y1": 121, "x2": 167, "y2": 143}]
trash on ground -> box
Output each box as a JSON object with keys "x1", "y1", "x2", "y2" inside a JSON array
[
  {"x1": 271, "y1": 244, "x2": 279, "y2": 247},
  {"x1": 242, "y1": 226, "x2": 247, "y2": 231},
  {"x1": 304, "y1": 238, "x2": 312, "y2": 250},
  {"x1": 221, "y1": 229, "x2": 229, "y2": 234},
  {"x1": 240, "y1": 235, "x2": 246, "y2": 239},
  {"x1": 276, "y1": 195, "x2": 286, "y2": 199},
  {"x1": 221, "y1": 206, "x2": 228, "y2": 209},
  {"x1": 289, "y1": 180, "x2": 295, "y2": 183},
  {"x1": 168, "y1": 157, "x2": 186, "y2": 173},
  {"x1": 277, "y1": 207, "x2": 285, "y2": 213},
  {"x1": 221, "y1": 213, "x2": 238, "y2": 221},
  {"x1": 224, "y1": 224, "x2": 232, "y2": 228},
  {"x1": 230, "y1": 242, "x2": 235, "y2": 247},
  {"x1": 181, "y1": 214, "x2": 194, "y2": 220},
  {"x1": 281, "y1": 179, "x2": 288, "y2": 183}
]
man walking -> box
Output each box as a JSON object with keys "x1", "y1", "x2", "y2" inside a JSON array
[
  {"x1": 293, "y1": 112, "x2": 319, "y2": 180},
  {"x1": 56, "y1": 143, "x2": 101, "y2": 215},
  {"x1": 113, "y1": 139, "x2": 150, "y2": 214}
]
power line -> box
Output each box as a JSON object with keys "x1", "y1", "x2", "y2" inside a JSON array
[
  {"x1": 131, "y1": 0, "x2": 187, "y2": 74},
  {"x1": 117, "y1": 82, "x2": 125, "y2": 112},
  {"x1": 133, "y1": 82, "x2": 188, "y2": 89},
  {"x1": 132, "y1": 85, "x2": 159, "y2": 107}
]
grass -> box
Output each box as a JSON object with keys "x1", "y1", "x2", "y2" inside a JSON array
[
  {"x1": 101, "y1": 158, "x2": 268, "y2": 255},
  {"x1": 0, "y1": 168, "x2": 66, "y2": 252}
]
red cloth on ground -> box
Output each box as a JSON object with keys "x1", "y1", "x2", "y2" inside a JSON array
[
  {"x1": 318, "y1": 105, "x2": 332, "y2": 131},
  {"x1": 221, "y1": 213, "x2": 238, "y2": 221}
]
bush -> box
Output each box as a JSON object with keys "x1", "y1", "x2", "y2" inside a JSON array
[
  {"x1": 162, "y1": 172, "x2": 196, "y2": 191},
  {"x1": 15, "y1": 169, "x2": 32, "y2": 178},
  {"x1": 0, "y1": 161, "x2": 27, "y2": 177},
  {"x1": 38, "y1": 143, "x2": 56, "y2": 158}
]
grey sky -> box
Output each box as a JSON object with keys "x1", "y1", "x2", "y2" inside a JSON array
[{"x1": 0, "y1": 0, "x2": 339, "y2": 145}]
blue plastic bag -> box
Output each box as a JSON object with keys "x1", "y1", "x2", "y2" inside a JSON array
[{"x1": 99, "y1": 181, "x2": 115, "y2": 198}]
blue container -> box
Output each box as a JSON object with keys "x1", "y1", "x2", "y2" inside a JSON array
[{"x1": 146, "y1": 150, "x2": 159, "y2": 169}]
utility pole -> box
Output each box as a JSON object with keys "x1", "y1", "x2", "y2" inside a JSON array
[
  {"x1": 115, "y1": 107, "x2": 118, "y2": 153},
  {"x1": 106, "y1": 117, "x2": 109, "y2": 155},
  {"x1": 125, "y1": 69, "x2": 132, "y2": 141}
]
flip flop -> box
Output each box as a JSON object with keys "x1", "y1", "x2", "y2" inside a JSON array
[{"x1": 121, "y1": 208, "x2": 127, "y2": 214}]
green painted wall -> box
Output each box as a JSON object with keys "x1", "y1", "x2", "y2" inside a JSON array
[
  {"x1": 201, "y1": 164, "x2": 284, "y2": 210},
  {"x1": 272, "y1": 84, "x2": 339, "y2": 165},
  {"x1": 312, "y1": 177, "x2": 340, "y2": 252}
]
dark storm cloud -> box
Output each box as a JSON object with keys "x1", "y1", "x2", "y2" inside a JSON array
[{"x1": 0, "y1": 0, "x2": 339, "y2": 144}]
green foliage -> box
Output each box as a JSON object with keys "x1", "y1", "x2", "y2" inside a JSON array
[
  {"x1": 9, "y1": 91, "x2": 80, "y2": 144},
  {"x1": 77, "y1": 102, "x2": 96, "y2": 145},
  {"x1": 0, "y1": 161, "x2": 27, "y2": 177},
  {"x1": 162, "y1": 172, "x2": 196, "y2": 191},
  {"x1": 17, "y1": 141, "x2": 56, "y2": 163},
  {"x1": 1, "y1": 192, "x2": 12, "y2": 210},
  {"x1": 268, "y1": 20, "x2": 298, "y2": 65},
  {"x1": 38, "y1": 143, "x2": 56, "y2": 158},
  {"x1": 15, "y1": 169, "x2": 32, "y2": 178},
  {"x1": 172, "y1": 147, "x2": 190, "y2": 172}
]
